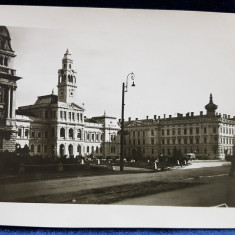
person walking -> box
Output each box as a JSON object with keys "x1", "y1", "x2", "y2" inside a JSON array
[{"x1": 228, "y1": 154, "x2": 235, "y2": 176}]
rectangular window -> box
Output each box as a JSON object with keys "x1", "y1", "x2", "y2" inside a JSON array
[
  {"x1": 143, "y1": 131, "x2": 145, "y2": 136},
  {"x1": 143, "y1": 140, "x2": 145, "y2": 145},
  {"x1": 178, "y1": 138, "x2": 181, "y2": 144},
  {"x1": 72, "y1": 113, "x2": 75, "y2": 120},
  {"x1": 184, "y1": 138, "x2": 187, "y2": 144},
  {"x1": 190, "y1": 128, "x2": 193, "y2": 135},
  {"x1": 172, "y1": 139, "x2": 176, "y2": 144},
  {"x1": 162, "y1": 139, "x2": 165, "y2": 145},
  {"x1": 138, "y1": 139, "x2": 140, "y2": 145},
  {"x1": 151, "y1": 138, "x2": 154, "y2": 145},
  {"x1": 172, "y1": 129, "x2": 175, "y2": 135},
  {"x1": 184, "y1": 128, "x2": 187, "y2": 135},
  {"x1": 196, "y1": 128, "x2": 199, "y2": 134},
  {"x1": 162, "y1": 130, "x2": 164, "y2": 136},
  {"x1": 77, "y1": 113, "x2": 80, "y2": 121},
  {"x1": 213, "y1": 127, "x2": 217, "y2": 134},
  {"x1": 151, "y1": 130, "x2": 154, "y2": 136},
  {"x1": 69, "y1": 112, "x2": 71, "y2": 120},
  {"x1": 45, "y1": 111, "x2": 48, "y2": 118},
  {"x1": 196, "y1": 138, "x2": 199, "y2": 144},
  {"x1": 167, "y1": 130, "x2": 170, "y2": 135},
  {"x1": 190, "y1": 138, "x2": 193, "y2": 144},
  {"x1": 18, "y1": 128, "x2": 22, "y2": 137},
  {"x1": 204, "y1": 137, "x2": 207, "y2": 144},
  {"x1": 167, "y1": 139, "x2": 170, "y2": 145},
  {"x1": 64, "y1": 112, "x2": 66, "y2": 120},
  {"x1": 60, "y1": 111, "x2": 63, "y2": 119},
  {"x1": 138, "y1": 131, "x2": 140, "y2": 137},
  {"x1": 204, "y1": 128, "x2": 207, "y2": 134},
  {"x1": 178, "y1": 129, "x2": 181, "y2": 135}
]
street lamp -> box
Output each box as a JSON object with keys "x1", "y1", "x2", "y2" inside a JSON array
[{"x1": 120, "y1": 72, "x2": 135, "y2": 171}]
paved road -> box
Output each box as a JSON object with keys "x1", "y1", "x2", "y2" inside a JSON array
[{"x1": 0, "y1": 160, "x2": 232, "y2": 206}]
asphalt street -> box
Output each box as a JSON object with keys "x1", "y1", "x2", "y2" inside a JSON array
[{"x1": 0, "y1": 160, "x2": 233, "y2": 206}]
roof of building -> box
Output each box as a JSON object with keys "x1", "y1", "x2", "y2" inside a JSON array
[{"x1": 34, "y1": 94, "x2": 58, "y2": 105}]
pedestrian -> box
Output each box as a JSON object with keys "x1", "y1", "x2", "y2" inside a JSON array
[{"x1": 228, "y1": 154, "x2": 235, "y2": 176}]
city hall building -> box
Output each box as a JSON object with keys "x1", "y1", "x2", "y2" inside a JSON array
[
  {"x1": 123, "y1": 94, "x2": 235, "y2": 160},
  {"x1": 16, "y1": 49, "x2": 120, "y2": 158}
]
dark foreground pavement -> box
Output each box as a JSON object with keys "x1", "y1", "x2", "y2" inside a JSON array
[{"x1": 0, "y1": 161, "x2": 233, "y2": 206}]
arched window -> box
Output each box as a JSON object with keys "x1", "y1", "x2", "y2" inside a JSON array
[
  {"x1": 60, "y1": 128, "x2": 65, "y2": 138},
  {"x1": 37, "y1": 145, "x2": 41, "y2": 153},
  {"x1": 4, "y1": 57, "x2": 8, "y2": 66},
  {"x1": 31, "y1": 144, "x2": 34, "y2": 152},
  {"x1": 69, "y1": 128, "x2": 73, "y2": 138},
  {"x1": 68, "y1": 144, "x2": 73, "y2": 155},
  {"x1": 77, "y1": 129, "x2": 81, "y2": 139},
  {"x1": 77, "y1": 145, "x2": 81, "y2": 154}
]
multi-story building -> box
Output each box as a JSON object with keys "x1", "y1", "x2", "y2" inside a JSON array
[
  {"x1": 17, "y1": 50, "x2": 120, "y2": 158},
  {"x1": 124, "y1": 94, "x2": 235, "y2": 159},
  {"x1": 0, "y1": 26, "x2": 22, "y2": 152}
]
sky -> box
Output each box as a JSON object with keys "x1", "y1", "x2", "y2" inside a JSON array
[{"x1": 3, "y1": 7, "x2": 235, "y2": 120}]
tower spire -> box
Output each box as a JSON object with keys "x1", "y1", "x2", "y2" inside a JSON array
[{"x1": 57, "y1": 50, "x2": 77, "y2": 104}]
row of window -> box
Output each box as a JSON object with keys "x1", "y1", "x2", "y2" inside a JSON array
[
  {"x1": 220, "y1": 137, "x2": 234, "y2": 145},
  {"x1": 17, "y1": 128, "x2": 29, "y2": 138},
  {"x1": 30, "y1": 144, "x2": 116, "y2": 155},
  {"x1": 220, "y1": 126, "x2": 234, "y2": 135},
  {"x1": 60, "y1": 111, "x2": 83, "y2": 122},
  {"x1": 128, "y1": 127, "x2": 218, "y2": 137}
]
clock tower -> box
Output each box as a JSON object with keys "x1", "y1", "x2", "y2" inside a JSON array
[{"x1": 57, "y1": 49, "x2": 77, "y2": 104}]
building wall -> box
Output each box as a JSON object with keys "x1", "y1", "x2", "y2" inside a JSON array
[{"x1": 124, "y1": 113, "x2": 235, "y2": 160}]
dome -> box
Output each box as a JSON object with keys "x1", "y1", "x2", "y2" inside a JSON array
[
  {"x1": 205, "y1": 94, "x2": 218, "y2": 113},
  {"x1": 0, "y1": 26, "x2": 14, "y2": 52},
  {"x1": 0, "y1": 26, "x2": 11, "y2": 39}
]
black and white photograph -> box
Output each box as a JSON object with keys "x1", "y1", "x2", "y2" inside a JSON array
[{"x1": 0, "y1": 5, "x2": 235, "y2": 228}]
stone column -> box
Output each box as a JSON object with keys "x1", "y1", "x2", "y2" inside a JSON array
[
  {"x1": 7, "y1": 86, "x2": 11, "y2": 118},
  {"x1": 11, "y1": 87, "x2": 16, "y2": 118}
]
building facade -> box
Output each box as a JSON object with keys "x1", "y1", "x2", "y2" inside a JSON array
[
  {"x1": 0, "y1": 26, "x2": 22, "y2": 152},
  {"x1": 124, "y1": 94, "x2": 235, "y2": 160},
  {"x1": 17, "y1": 50, "x2": 120, "y2": 158}
]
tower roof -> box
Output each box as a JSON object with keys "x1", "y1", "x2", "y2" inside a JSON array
[
  {"x1": 205, "y1": 93, "x2": 218, "y2": 112},
  {"x1": 0, "y1": 26, "x2": 14, "y2": 52},
  {"x1": 0, "y1": 26, "x2": 11, "y2": 39},
  {"x1": 63, "y1": 48, "x2": 72, "y2": 61}
]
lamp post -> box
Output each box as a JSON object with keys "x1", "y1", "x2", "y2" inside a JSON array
[{"x1": 120, "y1": 72, "x2": 135, "y2": 172}]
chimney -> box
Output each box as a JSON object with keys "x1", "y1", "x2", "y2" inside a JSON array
[
  {"x1": 186, "y1": 113, "x2": 189, "y2": 117},
  {"x1": 118, "y1": 119, "x2": 121, "y2": 122},
  {"x1": 169, "y1": 115, "x2": 172, "y2": 118},
  {"x1": 191, "y1": 112, "x2": 194, "y2": 116},
  {"x1": 228, "y1": 115, "x2": 230, "y2": 119},
  {"x1": 200, "y1": 111, "x2": 203, "y2": 116},
  {"x1": 177, "y1": 113, "x2": 180, "y2": 117},
  {"x1": 164, "y1": 114, "x2": 166, "y2": 119},
  {"x1": 146, "y1": 116, "x2": 149, "y2": 120},
  {"x1": 154, "y1": 115, "x2": 157, "y2": 120},
  {"x1": 158, "y1": 116, "x2": 160, "y2": 119},
  {"x1": 128, "y1": 117, "x2": 131, "y2": 121},
  {"x1": 136, "y1": 118, "x2": 138, "y2": 121},
  {"x1": 181, "y1": 114, "x2": 183, "y2": 117}
]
